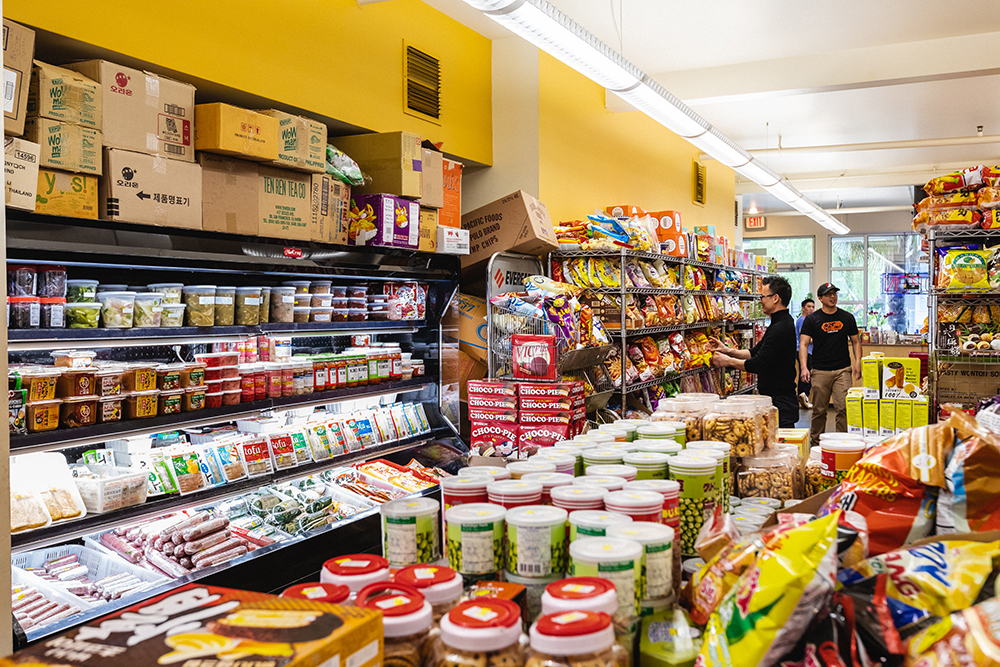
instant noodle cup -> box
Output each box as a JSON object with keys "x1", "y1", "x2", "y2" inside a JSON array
[{"x1": 569, "y1": 510, "x2": 633, "y2": 541}]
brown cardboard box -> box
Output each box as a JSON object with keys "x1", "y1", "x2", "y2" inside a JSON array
[
  {"x1": 4, "y1": 137, "x2": 39, "y2": 211},
  {"x1": 311, "y1": 174, "x2": 350, "y2": 245},
  {"x1": 458, "y1": 292, "x2": 488, "y2": 364},
  {"x1": 333, "y1": 131, "x2": 422, "y2": 198},
  {"x1": 459, "y1": 348, "x2": 489, "y2": 403},
  {"x1": 761, "y1": 487, "x2": 836, "y2": 528},
  {"x1": 258, "y1": 165, "x2": 312, "y2": 241},
  {"x1": 440, "y1": 158, "x2": 463, "y2": 228},
  {"x1": 101, "y1": 148, "x2": 202, "y2": 229},
  {"x1": 419, "y1": 206, "x2": 438, "y2": 252},
  {"x1": 66, "y1": 60, "x2": 196, "y2": 162},
  {"x1": 3, "y1": 19, "x2": 35, "y2": 136},
  {"x1": 24, "y1": 117, "x2": 102, "y2": 175},
  {"x1": 421, "y1": 147, "x2": 443, "y2": 208},
  {"x1": 196, "y1": 103, "x2": 279, "y2": 162},
  {"x1": 35, "y1": 169, "x2": 98, "y2": 219},
  {"x1": 259, "y1": 110, "x2": 326, "y2": 172},
  {"x1": 461, "y1": 190, "x2": 558, "y2": 274},
  {"x1": 437, "y1": 226, "x2": 470, "y2": 255},
  {"x1": 199, "y1": 153, "x2": 258, "y2": 235},
  {"x1": 27, "y1": 61, "x2": 101, "y2": 128}
]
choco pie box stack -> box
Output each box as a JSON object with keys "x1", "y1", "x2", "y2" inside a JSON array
[{"x1": 468, "y1": 379, "x2": 586, "y2": 459}]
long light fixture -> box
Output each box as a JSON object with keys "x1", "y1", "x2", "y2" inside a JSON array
[{"x1": 464, "y1": 0, "x2": 850, "y2": 234}]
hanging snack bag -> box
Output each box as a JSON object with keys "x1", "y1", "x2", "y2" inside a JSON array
[{"x1": 923, "y1": 166, "x2": 987, "y2": 195}]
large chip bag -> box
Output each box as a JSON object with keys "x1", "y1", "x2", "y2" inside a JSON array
[
  {"x1": 905, "y1": 597, "x2": 1000, "y2": 666},
  {"x1": 838, "y1": 538, "x2": 1000, "y2": 633},
  {"x1": 696, "y1": 512, "x2": 840, "y2": 667},
  {"x1": 939, "y1": 248, "x2": 991, "y2": 290},
  {"x1": 821, "y1": 415, "x2": 966, "y2": 556},
  {"x1": 937, "y1": 418, "x2": 1000, "y2": 535}
]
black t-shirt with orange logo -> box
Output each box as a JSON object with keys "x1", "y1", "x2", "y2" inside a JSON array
[{"x1": 800, "y1": 308, "x2": 859, "y2": 370}]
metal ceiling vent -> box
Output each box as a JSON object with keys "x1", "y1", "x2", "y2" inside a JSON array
[
  {"x1": 406, "y1": 45, "x2": 441, "y2": 122},
  {"x1": 693, "y1": 160, "x2": 707, "y2": 206}
]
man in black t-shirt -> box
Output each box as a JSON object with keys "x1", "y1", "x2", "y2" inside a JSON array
[
  {"x1": 799, "y1": 283, "x2": 862, "y2": 446},
  {"x1": 710, "y1": 276, "x2": 798, "y2": 427}
]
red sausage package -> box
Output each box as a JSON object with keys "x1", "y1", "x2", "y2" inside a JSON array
[
  {"x1": 518, "y1": 424, "x2": 570, "y2": 458},
  {"x1": 470, "y1": 421, "x2": 519, "y2": 458}
]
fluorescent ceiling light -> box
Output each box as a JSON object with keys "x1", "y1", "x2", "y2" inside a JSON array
[{"x1": 464, "y1": 0, "x2": 849, "y2": 234}]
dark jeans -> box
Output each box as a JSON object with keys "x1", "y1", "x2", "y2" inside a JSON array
[
  {"x1": 771, "y1": 394, "x2": 800, "y2": 429},
  {"x1": 798, "y1": 353, "x2": 812, "y2": 395}
]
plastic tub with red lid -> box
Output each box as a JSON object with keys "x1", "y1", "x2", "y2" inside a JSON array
[
  {"x1": 528, "y1": 610, "x2": 622, "y2": 664},
  {"x1": 320, "y1": 554, "x2": 390, "y2": 601},
  {"x1": 540, "y1": 577, "x2": 619, "y2": 616},
  {"x1": 394, "y1": 564, "x2": 463, "y2": 620},
  {"x1": 280, "y1": 582, "x2": 350, "y2": 605},
  {"x1": 439, "y1": 599, "x2": 525, "y2": 655},
  {"x1": 195, "y1": 352, "x2": 239, "y2": 367},
  {"x1": 356, "y1": 582, "x2": 432, "y2": 640}
]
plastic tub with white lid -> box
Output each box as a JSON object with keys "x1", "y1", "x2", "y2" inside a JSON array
[
  {"x1": 603, "y1": 490, "x2": 666, "y2": 524},
  {"x1": 632, "y1": 439, "x2": 683, "y2": 456},
  {"x1": 605, "y1": 521, "x2": 675, "y2": 599},
  {"x1": 585, "y1": 463, "x2": 637, "y2": 482},
  {"x1": 458, "y1": 466, "x2": 511, "y2": 481},
  {"x1": 622, "y1": 451, "x2": 671, "y2": 480},
  {"x1": 439, "y1": 599, "x2": 525, "y2": 655},
  {"x1": 507, "y1": 460, "x2": 557, "y2": 479},
  {"x1": 569, "y1": 537, "x2": 644, "y2": 616},
  {"x1": 581, "y1": 448, "x2": 624, "y2": 471},
  {"x1": 356, "y1": 582, "x2": 433, "y2": 646},
  {"x1": 568, "y1": 510, "x2": 632, "y2": 541},
  {"x1": 521, "y1": 472, "x2": 575, "y2": 504},
  {"x1": 487, "y1": 479, "x2": 543, "y2": 509},
  {"x1": 444, "y1": 503, "x2": 505, "y2": 576},
  {"x1": 572, "y1": 475, "x2": 626, "y2": 492},
  {"x1": 505, "y1": 505, "x2": 569, "y2": 578},
  {"x1": 683, "y1": 442, "x2": 730, "y2": 513},
  {"x1": 380, "y1": 497, "x2": 441, "y2": 567},
  {"x1": 550, "y1": 485, "x2": 608, "y2": 512},
  {"x1": 529, "y1": 450, "x2": 576, "y2": 475}
]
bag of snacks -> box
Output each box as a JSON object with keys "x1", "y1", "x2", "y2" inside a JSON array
[
  {"x1": 937, "y1": 420, "x2": 1000, "y2": 533},
  {"x1": 924, "y1": 166, "x2": 987, "y2": 195},
  {"x1": 917, "y1": 191, "x2": 978, "y2": 211},
  {"x1": 904, "y1": 597, "x2": 1000, "y2": 666},
  {"x1": 939, "y1": 248, "x2": 991, "y2": 290},
  {"x1": 978, "y1": 186, "x2": 1000, "y2": 210}
]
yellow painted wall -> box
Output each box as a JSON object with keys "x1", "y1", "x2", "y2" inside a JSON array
[
  {"x1": 538, "y1": 54, "x2": 736, "y2": 241},
  {"x1": 5, "y1": 0, "x2": 493, "y2": 165}
]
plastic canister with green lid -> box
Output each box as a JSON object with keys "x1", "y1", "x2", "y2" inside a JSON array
[
  {"x1": 623, "y1": 452, "x2": 671, "y2": 480},
  {"x1": 606, "y1": 522, "x2": 674, "y2": 601},
  {"x1": 582, "y1": 447, "x2": 624, "y2": 471},
  {"x1": 637, "y1": 422, "x2": 686, "y2": 445}
]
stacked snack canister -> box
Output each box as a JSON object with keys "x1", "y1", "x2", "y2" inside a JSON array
[
  {"x1": 442, "y1": 476, "x2": 491, "y2": 511},
  {"x1": 551, "y1": 485, "x2": 608, "y2": 513},
  {"x1": 394, "y1": 564, "x2": 464, "y2": 621},
  {"x1": 668, "y1": 454, "x2": 719, "y2": 556},
  {"x1": 505, "y1": 506, "x2": 568, "y2": 581},
  {"x1": 569, "y1": 510, "x2": 632, "y2": 541},
  {"x1": 684, "y1": 442, "x2": 730, "y2": 513},
  {"x1": 569, "y1": 537, "x2": 644, "y2": 617},
  {"x1": 445, "y1": 503, "x2": 505, "y2": 579},
  {"x1": 606, "y1": 522, "x2": 674, "y2": 608},
  {"x1": 380, "y1": 497, "x2": 441, "y2": 567},
  {"x1": 521, "y1": 472, "x2": 575, "y2": 505},
  {"x1": 603, "y1": 490, "x2": 665, "y2": 524},
  {"x1": 320, "y1": 554, "x2": 391, "y2": 603},
  {"x1": 487, "y1": 480, "x2": 543, "y2": 509}
]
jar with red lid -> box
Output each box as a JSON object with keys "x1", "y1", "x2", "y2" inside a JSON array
[
  {"x1": 331, "y1": 355, "x2": 347, "y2": 389},
  {"x1": 281, "y1": 362, "x2": 294, "y2": 397},
  {"x1": 357, "y1": 583, "x2": 434, "y2": 663},
  {"x1": 527, "y1": 611, "x2": 626, "y2": 667},
  {"x1": 280, "y1": 582, "x2": 350, "y2": 605},
  {"x1": 432, "y1": 600, "x2": 527, "y2": 667},
  {"x1": 253, "y1": 363, "x2": 266, "y2": 401},
  {"x1": 40, "y1": 297, "x2": 66, "y2": 328},
  {"x1": 394, "y1": 564, "x2": 464, "y2": 621},
  {"x1": 9, "y1": 297, "x2": 40, "y2": 329},
  {"x1": 321, "y1": 554, "x2": 391, "y2": 603},
  {"x1": 363, "y1": 348, "x2": 379, "y2": 386}
]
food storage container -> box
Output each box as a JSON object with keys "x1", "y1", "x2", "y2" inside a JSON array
[
  {"x1": 293, "y1": 307, "x2": 311, "y2": 323},
  {"x1": 586, "y1": 464, "x2": 638, "y2": 482},
  {"x1": 183, "y1": 385, "x2": 207, "y2": 412},
  {"x1": 282, "y1": 280, "x2": 311, "y2": 294},
  {"x1": 703, "y1": 401, "x2": 762, "y2": 457},
  {"x1": 348, "y1": 297, "x2": 367, "y2": 310},
  {"x1": 528, "y1": 610, "x2": 626, "y2": 667},
  {"x1": 380, "y1": 497, "x2": 441, "y2": 567},
  {"x1": 310, "y1": 307, "x2": 333, "y2": 323},
  {"x1": 26, "y1": 399, "x2": 62, "y2": 432},
  {"x1": 568, "y1": 510, "x2": 632, "y2": 541},
  {"x1": 348, "y1": 307, "x2": 367, "y2": 321},
  {"x1": 155, "y1": 363, "x2": 184, "y2": 391},
  {"x1": 223, "y1": 377, "x2": 241, "y2": 393},
  {"x1": 458, "y1": 466, "x2": 511, "y2": 481},
  {"x1": 330, "y1": 286, "x2": 347, "y2": 298},
  {"x1": 569, "y1": 537, "x2": 644, "y2": 616},
  {"x1": 487, "y1": 480, "x2": 544, "y2": 510},
  {"x1": 280, "y1": 583, "x2": 350, "y2": 605},
  {"x1": 505, "y1": 506, "x2": 568, "y2": 578},
  {"x1": 66, "y1": 280, "x2": 99, "y2": 303},
  {"x1": 8, "y1": 297, "x2": 40, "y2": 329},
  {"x1": 293, "y1": 293, "x2": 311, "y2": 308},
  {"x1": 98, "y1": 395, "x2": 123, "y2": 423},
  {"x1": 195, "y1": 351, "x2": 239, "y2": 367},
  {"x1": 214, "y1": 286, "x2": 236, "y2": 325},
  {"x1": 258, "y1": 287, "x2": 271, "y2": 323},
  {"x1": 156, "y1": 303, "x2": 184, "y2": 327},
  {"x1": 550, "y1": 485, "x2": 608, "y2": 513},
  {"x1": 57, "y1": 369, "x2": 98, "y2": 398},
  {"x1": 321, "y1": 554, "x2": 391, "y2": 602},
  {"x1": 728, "y1": 395, "x2": 777, "y2": 450},
  {"x1": 147, "y1": 283, "x2": 183, "y2": 304},
  {"x1": 652, "y1": 397, "x2": 717, "y2": 443},
  {"x1": 8, "y1": 265, "x2": 36, "y2": 297},
  {"x1": 622, "y1": 452, "x2": 671, "y2": 480},
  {"x1": 124, "y1": 390, "x2": 159, "y2": 419},
  {"x1": 434, "y1": 600, "x2": 526, "y2": 667},
  {"x1": 669, "y1": 455, "x2": 720, "y2": 556},
  {"x1": 805, "y1": 447, "x2": 824, "y2": 497},
  {"x1": 179, "y1": 363, "x2": 206, "y2": 388},
  {"x1": 441, "y1": 476, "x2": 491, "y2": 511},
  {"x1": 158, "y1": 389, "x2": 184, "y2": 416},
  {"x1": 204, "y1": 378, "x2": 223, "y2": 395},
  {"x1": 205, "y1": 392, "x2": 223, "y2": 409},
  {"x1": 309, "y1": 280, "x2": 332, "y2": 295},
  {"x1": 60, "y1": 395, "x2": 99, "y2": 428},
  {"x1": 269, "y1": 286, "x2": 295, "y2": 322},
  {"x1": 358, "y1": 582, "x2": 433, "y2": 666},
  {"x1": 64, "y1": 302, "x2": 101, "y2": 328},
  {"x1": 604, "y1": 490, "x2": 667, "y2": 524},
  {"x1": 182, "y1": 285, "x2": 216, "y2": 327},
  {"x1": 51, "y1": 350, "x2": 96, "y2": 368},
  {"x1": 131, "y1": 292, "x2": 163, "y2": 328},
  {"x1": 632, "y1": 439, "x2": 683, "y2": 456},
  {"x1": 347, "y1": 285, "x2": 368, "y2": 298},
  {"x1": 97, "y1": 284, "x2": 127, "y2": 292},
  {"x1": 507, "y1": 461, "x2": 557, "y2": 480},
  {"x1": 821, "y1": 439, "x2": 866, "y2": 488},
  {"x1": 36, "y1": 266, "x2": 67, "y2": 298},
  {"x1": 521, "y1": 473, "x2": 575, "y2": 505},
  {"x1": 98, "y1": 291, "x2": 136, "y2": 328},
  {"x1": 444, "y1": 503, "x2": 506, "y2": 576},
  {"x1": 39, "y1": 298, "x2": 66, "y2": 328},
  {"x1": 121, "y1": 364, "x2": 156, "y2": 392},
  {"x1": 310, "y1": 295, "x2": 332, "y2": 308},
  {"x1": 541, "y1": 577, "x2": 619, "y2": 616},
  {"x1": 623, "y1": 480, "x2": 680, "y2": 531},
  {"x1": 222, "y1": 388, "x2": 241, "y2": 405},
  {"x1": 395, "y1": 564, "x2": 464, "y2": 621},
  {"x1": 636, "y1": 422, "x2": 685, "y2": 445},
  {"x1": 607, "y1": 522, "x2": 674, "y2": 601},
  {"x1": 685, "y1": 442, "x2": 729, "y2": 512},
  {"x1": 581, "y1": 448, "x2": 624, "y2": 471},
  {"x1": 95, "y1": 368, "x2": 124, "y2": 397},
  {"x1": 235, "y1": 287, "x2": 262, "y2": 326}
]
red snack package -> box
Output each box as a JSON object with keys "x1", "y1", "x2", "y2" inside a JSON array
[
  {"x1": 979, "y1": 186, "x2": 1000, "y2": 210},
  {"x1": 517, "y1": 382, "x2": 572, "y2": 398},
  {"x1": 519, "y1": 395, "x2": 573, "y2": 411},
  {"x1": 518, "y1": 424, "x2": 570, "y2": 457},
  {"x1": 512, "y1": 334, "x2": 558, "y2": 381},
  {"x1": 468, "y1": 395, "x2": 519, "y2": 410},
  {"x1": 471, "y1": 421, "x2": 519, "y2": 458},
  {"x1": 468, "y1": 406, "x2": 518, "y2": 423},
  {"x1": 467, "y1": 380, "x2": 518, "y2": 398},
  {"x1": 982, "y1": 209, "x2": 1000, "y2": 229},
  {"x1": 518, "y1": 409, "x2": 572, "y2": 426},
  {"x1": 568, "y1": 381, "x2": 585, "y2": 396}
]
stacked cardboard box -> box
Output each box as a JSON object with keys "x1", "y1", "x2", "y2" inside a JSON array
[
  {"x1": 467, "y1": 379, "x2": 586, "y2": 458},
  {"x1": 25, "y1": 61, "x2": 103, "y2": 176},
  {"x1": 3, "y1": 19, "x2": 36, "y2": 137},
  {"x1": 848, "y1": 355, "x2": 929, "y2": 435}
]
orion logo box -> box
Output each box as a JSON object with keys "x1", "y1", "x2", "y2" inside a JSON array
[{"x1": 471, "y1": 421, "x2": 519, "y2": 458}]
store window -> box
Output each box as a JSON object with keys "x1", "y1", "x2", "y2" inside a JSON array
[
  {"x1": 829, "y1": 233, "x2": 927, "y2": 334},
  {"x1": 743, "y1": 237, "x2": 814, "y2": 317}
]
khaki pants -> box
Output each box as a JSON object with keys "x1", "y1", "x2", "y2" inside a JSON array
[{"x1": 809, "y1": 367, "x2": 852, "y2": 447}]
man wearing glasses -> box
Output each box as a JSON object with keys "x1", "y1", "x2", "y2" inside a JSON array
[
  {"x1": 708, "y1": 276, "x2": 798, "y2": 427},
  {"x1": 798, "y1": 282, "x2": 862, "y2": 447}
]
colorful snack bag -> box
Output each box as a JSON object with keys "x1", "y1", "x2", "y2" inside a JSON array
[
  {"x1": 923, "y1": 166, "x2": 987, "y2": 195},
  {"x1": 940, "y1": 248, "x2": 991, "y2": 290},
  {"x1": 525, "y1": 275, "x2": 586, "y2": 299},
  {"x1": 697, "y1": 512, "x2": 840, "y2": 667},
  {"x1": 979, "y1": 186, "x2": 1000, "y2": 210},
  {"x1": 937, "y1": 420, "x2": 1000, "y2": 534},
  {"x1": 917, "y1": 191, "x2": 978, "y2": 211},
  {"x1": 904, "y1": 597, "x2": 1000, "y2": 666},
  {"x1": 983, "y1": 209, "x2": 1000, "y2": 230},
  {"x1": 626, "y1": 259, "x2": 650, "y2": 287},
  {"x1": 470, "y1": 421, "x2": 519, "y2": 457}
]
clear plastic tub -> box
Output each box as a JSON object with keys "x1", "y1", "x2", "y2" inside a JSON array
[
  {"x1": 347, "y1": 285, "x2": 368, "y2": 299},
  {"x1": 9, "y1": 297, "x2": 40, "y2": 329},
  {"x1": 51, "y1": 350, "x2": 96, "y2": 369},
  {"x1": 182, "y1": 285, "x2": 217, "y2": 327},
  {"x1": 214, "y1": 286, "x2": 236, "y2": 326},
  {"x1": 98, "y1": 291, "x2": 136, "y2": 328},
  {"x1": 147, "y1": 283, "x2": 183, "y2": 304},
  {"x1": 66, "y1": 280, "x2": 99, "y2": 303},
  {"x1": 293, "y1": 307, "x2": 311, "y2": 323},
  {"x1": 235, "y1": 287, "x2": 261, "y2": 326},
  {"x1": 258, "y1": 287, "x2": 271, "y2": 323},
  {"x1": 331, "y1": 286, "x2": 347, "y2": 298},
  {"x1": 195, "y1": 352, "x2": 239, "y2": 367},
  {"x1": 293, "y1": 293, "x2": 311, "y2": 308},
  {"x1": 310, "y1": 295, "x2": 332, "y2": 308},
  {"x1": 270, "y1": 286, "x2": 295, "y2": 322},
  {"x1": 309, "y1": 281, "x2": 332, "y2": 295},
  {"x1": 433, "y1": 600, "x2": 525, "y2": 667},
  {"x1": 527, "y1": 610, "x2": 626, "y2": 667},
  {"x1": 64, "y1": 302, "x2": 101, "y2": 329},
  {"x1": 39, "y1": 298, "x2": 66, "y2": 329},
  {"x1": 97, "y1": 284, "x2": 127, "y2": 293},
  {"x1": 282, "y1": 280, "x2": 312, "y2": 294},
  {"x1": 310, "y1": 307, "x2": 333, "y2": 323},
  {"x1": 159, "y1": 304, "x2": 185, "y2": 327},
  {"x1": 703, "y1": 401, "x2": 762, "y2": 457},
  {"x1": 8, "y1": 265, "x2": 36, "y2": 297},
  {"x1": 69, "y1": 465, "x2": 148, "y2": 513},
  {"x1": 132, "y1": 293, "x2": 163, "y2": 328},
  {"x1": 37, "y1": 266, "x2": 67, "y2": 298}
]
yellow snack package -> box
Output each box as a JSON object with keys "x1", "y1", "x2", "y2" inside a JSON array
[
  {"x1": 596, "y1": 258, "x2": 620, "y2": 288},
  {"x1": 941, "y1": 248, "x2": 991, "y2": 291},
  {"x1": 905, "y1": 597, "x2": 1000, "y2": 666},
  {"x1": 697, "y1": 512, "x2": 840, "y2": 667},
  {"x1": 838, "y1": 539, "x2": 1000, "y2": 634}
]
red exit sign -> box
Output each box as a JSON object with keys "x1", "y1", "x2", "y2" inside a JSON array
[{"x1": 745, "y1": 216, "x2": 766, "y2": 230}]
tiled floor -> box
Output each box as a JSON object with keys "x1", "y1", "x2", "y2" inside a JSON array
[{"x1": 794, "y1": 406, "x2": 842, "y2": 432}]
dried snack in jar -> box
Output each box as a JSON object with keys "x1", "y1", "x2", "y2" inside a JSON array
[
  {"x1": 7, "y1": 265, "x2": 36, "y2": 297},
  {"x1": 737, "y1": 454, "x2": 795, "y2": 502},
  {"x1": 703, "y1": 401, "x2": 762, "y2": 457}
]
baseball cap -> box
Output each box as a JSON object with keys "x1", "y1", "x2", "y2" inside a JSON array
[{"x1": 817, "y1": 283, "x2": 840, "y2": 296}]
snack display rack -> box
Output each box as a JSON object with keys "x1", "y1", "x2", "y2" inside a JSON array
[{"x1": 6, "y1": 210, "x2": 466, "y2": 643}]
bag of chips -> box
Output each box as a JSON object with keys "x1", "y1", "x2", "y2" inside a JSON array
[
  {"x1": 917, "y1": 191, "x2": 979, "y2": 212},
  {"x1": 937, "y1": 418, "x2": 1000, "y2": 534},
  {"x1": 904, "y1": 597, "x2": 1000, "y2": 666},
  {"x1": 983, "y1": 209, "x2": 1000, "y2": 230},
  {"x1": 924, "y1": 166, "x2": 987, "y2": 196},
  {"x1": 978, "y1": 186, "x2": 1000, "y2": 210},
  {"x1": 697, "y1": 512, "x2": 841, "y2": 667},
  {"x1": 939, "y1": 248, "x2": 991, "y2": 290}
]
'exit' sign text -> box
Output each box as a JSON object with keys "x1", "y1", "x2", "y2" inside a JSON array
[{"x1": 745, "y1": 216, "x2": 766, "y2": 231}]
